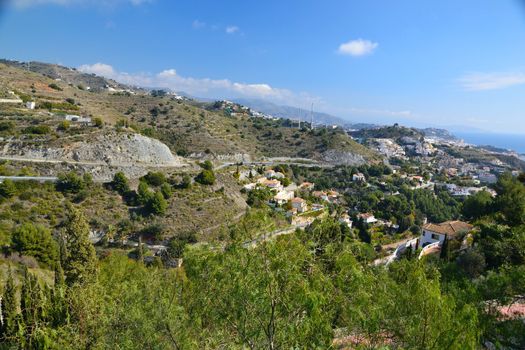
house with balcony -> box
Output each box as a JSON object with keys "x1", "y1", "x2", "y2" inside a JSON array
[{"x1": 419, "y1": 220, "x2": 473, "y2": 248}]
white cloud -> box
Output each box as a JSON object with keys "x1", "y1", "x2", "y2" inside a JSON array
[
  {"x1": 77, "y1": 62, "x2": 317, "y2": 105},
  {"x1": 337, "y1": 39, "x2": 378, "y2": 57},
  {"x1": 225, "y1": 26, "x2": 239, "y2": 34},
  {"x1": 78, "y1": 63, "x2": 116, "y2": 76},
  {"x1": 10, "y1": 0, "x2": 152, "y2": 9},
  {"x1": 459, "y1": 71, "x2": 525, "y2": 91}
]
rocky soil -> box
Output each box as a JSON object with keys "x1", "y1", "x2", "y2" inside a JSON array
[{"x1": 0, "y1": 132, "x2": 187, "y2": 180}]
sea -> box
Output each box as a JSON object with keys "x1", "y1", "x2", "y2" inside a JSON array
[{"x1": 454, "y1": 131, "x2": 525, "y2": 155}]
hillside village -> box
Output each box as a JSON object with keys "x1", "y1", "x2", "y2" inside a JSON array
[
  {"x1": 1, "y1": 60, "x2": 525, "y2": 348},
  {"x1": 0, "y1": 60, "x2": 523, "y2": 257}
]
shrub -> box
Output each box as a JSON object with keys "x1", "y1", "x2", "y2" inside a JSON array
[
  {"x1": 137, "y1": 181, "x2": 153, "y2": 205},
  {"x1": 93, "y1": 117, "x2": 103, "y2": 128},
  {"x1": 56, "y1": 172, "x2": 85, "y2": 193},
  {"x1": 0, "y1": 121, "x2": 15, "y2": 133},
  {"x1": 180, "y1": 175, "x2": 192, "y2": 189},
  {"x1": 48, "y1": 83, "x2": 63, "y2": 91},
  {"x1": 146, "y1": 191, "x2": 168, "y2": 216},
  {"x1": 11, "y1": 223, "x2": 58, "y2": 266},
  {"x1": 167, "y1": 232, "x2": 197, "y2": 258},
  {"x1": 58, "y1": 120, "x2": 71, "y2": 131},
  {"x1": 140, "y1": 223, "x2": 166, "y2": 240},
  {"x1": 160, "y1": 183, "x2": 173, "y2": 199},
  {"x1": 111, "y1": 172, "x2": 130, "y2": 194},
  {"x1": 23, "y1": 125, "x2": 51, "y2": 135},
  {"x1": 195, "y1": 169, "x2": 215, "y2": 185},
  {"x1": 141, "y1": 172, "x2": 167, "y2": 187},
  {"x1": 199, "y1": 160, "x2": 213, "y2": 170},
  {"x1": 0, "y1": 179, "x2": 17, "y2": 198}
]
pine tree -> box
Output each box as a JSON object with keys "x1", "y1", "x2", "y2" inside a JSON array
[
  {"x1": 20, "y1": 266, "x2": 44, "y2": 346},
  {"x1": 51, "y1": 261, "x2": 68, "y2": 326},
  {"x1": 63, "y1": 205, "x2": 98, "y2": 285},
  {"x1": 137, "y1": 181, "x2": 153, "y2": 205},
  {"x1": 0, "y1": 267, "x2": 18, "y2": 341},
  {"x1": 147, "y1": 191, "x2": 168, "y2": 216}
]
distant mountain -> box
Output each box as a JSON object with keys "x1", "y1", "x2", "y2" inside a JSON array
[{"x1": 233, "y1": 98, "x2": 350, "y2": 126}]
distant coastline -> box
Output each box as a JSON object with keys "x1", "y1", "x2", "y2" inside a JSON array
[{"x1": 454, "y1": 131, "x2": 525, "y2": 155}]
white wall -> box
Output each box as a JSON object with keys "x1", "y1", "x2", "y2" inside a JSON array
[{"x1": 419, "y1": 229, "x2": 446, "y2": 248}]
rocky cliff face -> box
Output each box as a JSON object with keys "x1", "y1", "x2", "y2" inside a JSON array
[
  {"x1": 0, "y1": 132, "x2": 183, "y2": 167},
  {"x1": 320, "y1": 150, "x2": 366, "y2": 166}
]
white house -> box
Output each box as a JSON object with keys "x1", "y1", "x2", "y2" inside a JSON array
[
  {"x1": 419, "y1": 221, "x2": 473, "y2": 248},
  {"x1": 339, "y1": 213, "x2": 353, "y2": 229},
  {"x1": 273, "y1": 190, "x2": 294, "y2": 205},
  {"x1": 257, "y1": 178, "x2": 283, "y2": 192},
  {"x1": 291, "y1": 197, "x2": 307, "y2": 213},
  {"x1": 265, "y1": 169, "x2": 285, "y2": 179},
  {"x1": 352, "y1": 173, "x2": 366, "y2": 182},
  {"x1": 243, "y1": 183, "x2": 257, "y2": 191},
  {"x1": 26, "y1": 101, "x2": 36, "y2": 110},
  {"x1": 359, "y1": 213, "x2": 377, "y2": 224}
]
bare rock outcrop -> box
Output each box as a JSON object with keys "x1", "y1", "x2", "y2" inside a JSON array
[
  {"x1": 0, "y1": 132, "x2": 183, "y2": 167},
  {"x1": 320, "y1": 150, "x2": 366, "y2": 166}
]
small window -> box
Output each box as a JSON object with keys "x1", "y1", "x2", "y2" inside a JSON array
[{"x1": 431, "y1": 233, "x2": 440, "y2": 240}]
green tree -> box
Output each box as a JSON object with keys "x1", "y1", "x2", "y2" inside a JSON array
[
  {"x1": 93, "y1": 117, "x2": 103, "y2": 128},
  {"x1": 141, "y1": 171, "x2": 166, "y2": 187},
  {"x1": 111, "y1": 171, "x2": 130, "y2": 194},
  {"x1": 160, "y1": 183, "x2": 173, "y2": 199},
  {"x1": 0, "y1": 268, "x2": 18, "y2": 341},
  {"x1": 462, "y1": 190, "x2": 493, "y2": 220},
  {"x1": 137, "y1": 181, "x2": 153, "y2": 205},
  {"x1": 0, "y1": 179, "x2": 17, "y2": 198},
  {"x1": 62, "y1": 206, "x2": 97, "y2": 285},
  {"x1": 167, "y1": 232, "x2": 197, "y2": 259},
  {"x1": 246, "y1": 187, "x2": 273, "y2": 208},
  {"x1": 146, "y1": 191, "x2": 168, "y2": 216},
  {"x1": 56, "y1": 172, "x2": 85, "y2": 194},
  {"x1": 195, "y1": 169, "x2": 215, "y2": 185},
  {"x1": 494, "y1": 172, "x2": 525, "y2": 225},
  {"x1": 200, "y1": 160, "x2": 213, "y2": 170},
  {"x1": 12, "y1": 223, "x2": 58, "y2": 266}
]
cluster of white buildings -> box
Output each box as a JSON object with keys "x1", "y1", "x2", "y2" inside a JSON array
[{"x1": 242, "y1": 168, "x2": 339, "y2": 218}]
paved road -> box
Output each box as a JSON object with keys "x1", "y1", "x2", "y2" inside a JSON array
[{"x1": 0, "y1": 175, "x2": 58, "y2": 182}]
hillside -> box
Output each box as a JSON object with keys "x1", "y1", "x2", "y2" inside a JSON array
[
  {"x1": 233, "y1": 98, "x2": 351, "y2": 126},
  {"x1": 0, "y1": 61, "x2": 378, "y2": 167},
  {"x1": 0, "y1": 59, "x2": 132, "y2": 92}
]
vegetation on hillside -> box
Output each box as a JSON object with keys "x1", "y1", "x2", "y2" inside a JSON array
[{"x1": 0, "y1": 173, "x2": 523, "y2": 348}]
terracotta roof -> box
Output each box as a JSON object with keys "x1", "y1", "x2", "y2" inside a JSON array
[
  {"x1": 423, "y1": 221, "x2": 473, "y2": 237},
  {"x1": 312, "y1": 191, "x2": 327, "y2": 197},
  {"x1": 291, "y1": 197, "x2": 306, "y2": 203},
  {"x1": 359, "y1": 213, "x2": 375, "y2": 219}
]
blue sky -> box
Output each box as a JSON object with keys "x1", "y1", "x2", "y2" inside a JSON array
[{"x1": 2, "y1": 0, "x2": 525, "y2": 133}]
